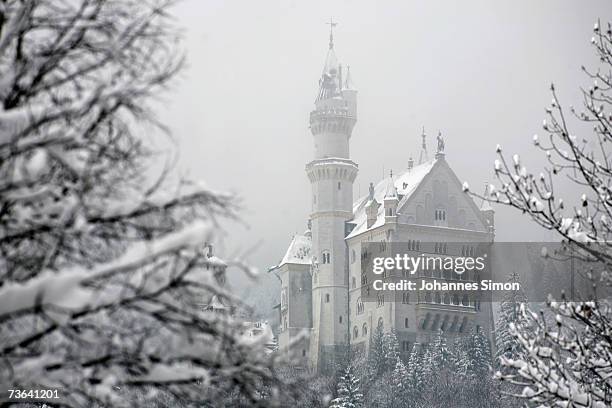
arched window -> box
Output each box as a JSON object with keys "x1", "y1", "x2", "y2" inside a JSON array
[
  {"x1": 434, "y1": 292, "x2": 442, "y2": 304},
  {"x1": 443, "y1": 293, "x2": 450, "y2": 304},
  {"x1": 462, "y1": 294, "x2": 469, "y2": 306},
  {"x1": 321, "y1": 251, "x2": 331, "y2": 264},
  {"x1": 353, "y1": 326, "x2": 359, "y2": 339},
  {"x1": 377, "y1": 317, "x2": 384, "y2": 329},
  {"x1": 362, "y1": 323, "x2": 368, "y2": 337},
  {"x1": 425, "y1": 292, "x2": 432, "y2": 303},
  {"x1": 404, "y1": 317, "x2": 409, "y2": 328},
  {"x1": 356, "y1": 298, "x2": 364, "y2": 315},
  {"x1": 402, "y1": 292, "x2": 410, "y2": 304}
]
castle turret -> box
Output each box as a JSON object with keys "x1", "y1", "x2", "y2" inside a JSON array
[{"x1": 306, "y1": 24, "x2": 358, "y2": 372}]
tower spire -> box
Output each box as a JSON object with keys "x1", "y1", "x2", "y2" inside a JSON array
[
  {"x1": 419, "y1": 126, "x2": 429, "y2": 164},
  {"x1": 326, "y1": 18, "x2": 337, "y2": 49}
]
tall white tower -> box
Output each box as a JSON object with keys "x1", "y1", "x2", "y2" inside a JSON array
[{"x1": 306, "y1": 22, "x2": 358, "y2": 372}]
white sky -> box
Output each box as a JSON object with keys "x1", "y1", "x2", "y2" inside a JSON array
[{"x1": 157, "y1": 0, "x2": 611, "y2": 289}]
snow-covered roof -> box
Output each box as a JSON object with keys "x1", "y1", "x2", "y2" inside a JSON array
[
  {"x1": 347, "y1": 159, "x2": 437, "y2": 239},
  {"x1": 278, "y1": 233, "x2": 312, "y2": 267}
]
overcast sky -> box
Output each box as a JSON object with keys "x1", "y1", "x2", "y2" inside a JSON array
[{"x1": 157, "y1": 0, "x2": 611, "y2": 289}]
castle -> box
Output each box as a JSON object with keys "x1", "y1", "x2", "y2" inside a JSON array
[{"x1": 271, "y1": 28, "x2": 495, "y2": 373}]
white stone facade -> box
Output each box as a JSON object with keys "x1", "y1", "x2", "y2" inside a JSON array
[{"x1": 272, "y1": 35, "x2": 495, "y2": 373}]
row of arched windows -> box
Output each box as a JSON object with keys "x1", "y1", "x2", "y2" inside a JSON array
[
  {"x1": 408, "y1": 240, "x2": 421, "y2": 251},
  {"x1": 418, "y1": 291, "x2": 481, "y2": 309},
  {"x1": 312, "y1": 166, "x2": 351, "y2": 181},
  {"x1": 311, "y1": 119, "x2": 352, "y2": 135},
  {"x1": 434, "y1": 209, "x2": 447, "y2": 221},
  {"x1": 420, "y1": 313, "x2": 469, "y2": 333}
]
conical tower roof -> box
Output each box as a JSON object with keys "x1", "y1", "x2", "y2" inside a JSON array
[{"x1": 344, "y1": 65, "x2": 356, "y2": 90}]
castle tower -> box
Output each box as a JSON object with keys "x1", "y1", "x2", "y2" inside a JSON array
[{"x1": 306, "y1": 22, "x2": 358, "y2": 372}]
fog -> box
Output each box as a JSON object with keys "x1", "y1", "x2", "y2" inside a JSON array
[{"x1": 157, "y1": 0, "x2": 611, "y2": 293}]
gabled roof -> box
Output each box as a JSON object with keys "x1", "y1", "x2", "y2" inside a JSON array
[
  {"x1": 277, "y1": 233, "x2": 312, "y2": 267},
  {"x1": 347, "y1": 159, "x2": 437, "y2": 239}
]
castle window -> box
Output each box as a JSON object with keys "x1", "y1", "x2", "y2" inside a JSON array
[
  {"x1": 404, "y1": 317, "x2": 409, "y2": 328},
  {"x1": 361, "y1": 272, "x2": 368, "y2": 285},
  {"x1": 302, "y1": 349, "x2": 306, "y2": 357},
  {"x1": 377, "y1": 294, "x2": 384, "y2": 307},
  {"x1": 362, "y1": 323, "x2": 368, "y2": 336},
  {"x1": 402, "y1": 341, "x2": 411, "y2": 352},
  {"x1": 322, "y1": 251, "x2": 331, "y2": 264},
  {"x1": 339, "y1": 315, "x2": 343, "y2": 324},
  {"x1": 353, "y1": 326, "x2": 358, "y2": 339},
  {"x1": 357, "y1": 298, "x2": 364, "y2": 315},
  {"x1": 402, "y1": 292, "x2": 409, "y2": 304},
  {"x1": 325, "y1": 293, "x2": 330, "y2": 303},
  {"x1": 435, "y1": 208, "x2": 448, "y2": 226}
]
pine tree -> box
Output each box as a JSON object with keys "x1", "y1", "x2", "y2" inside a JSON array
[
  {"x1": 368, "y1": 321, "x2": 386, "y2": 376},
  {"x1": 381, "y1": 330, "x2": 400, "y2": 373},
  {"x1": 450, "y1": 335, "x2": 469, "y2": 376},
  {"x1": 422, "y1": 329, "x2": 452, "y2": 378},
  {"x1": 464, "y1": 327, "x2": 492, "y2": 379},
  {"x1": 405, "y1": 345, "x2": 425, "y2": 394},
  {"x1": 494, "y1": 271, "x2": 527, "y2": 365},
  {"x1": 390, "y1": 357, "x2": 410, "y2": 406},
  {"x1": 329, "y1": 366, "x2": 364, "y2": 408}
]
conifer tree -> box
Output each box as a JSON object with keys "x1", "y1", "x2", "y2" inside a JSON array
[
  {"x1": 368, "y1": 321, "x2": 386, "y2": 375},
  {"x1": 464, "y1": 328, "x2": 492, "y2": 379},
  {"x1": 494, "y1": 272, "x2": 527, "y2": 364},
  {"x1": 329, "y1": 366, "x2": 364, "y2": 408},
  {"x1": 382, "y1": 329, "x2": 400, "y2": 373},
  {"x1": 405, "y1": 345, "x2": 425, "y2": 394}
]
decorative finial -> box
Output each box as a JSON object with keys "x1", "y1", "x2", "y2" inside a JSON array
[
  {"x1": 326, "y1": 17, "x2": 337, "y2": 50},
  {"x1": 368, "y1": 182, "x2": 375, "y2": 200},
  {"x1": 421, "y1": 126, "x2": 426, "y2": 148},
  {"x1": 419, "y1": 126, "x2": 429, "y2": 164}
]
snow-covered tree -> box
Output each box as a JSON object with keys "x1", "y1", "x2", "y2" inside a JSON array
[
  {"x1": 368, "y1": 320, "x2": 386, "y2": 375},
  {"x1": 0, "y1": 1, "x2": 298, "y2": 406},
  {"x1": 381, "y1": 329, "x2": 400, "y2": 373},
  {"x1": 494, "y1": 272, "x2": 527, "y2": 364},
  {"x1": 466, "y1": 18, "x2": 612, "y2": 408},
  {"x1": 329, "y1": 365, "x2": 363, "y2": 408},
  {"x1": 405, "y1": 344, "x2": 425, "y2": 394},
  {"x1": 422, "y1": 329, "x2": 453, "y2": 381},
  {"x1": 463, "y1": 328, "x2": 492, "y2": 380},
  {"x1": 390, "y1": 357, "x2": 410, "y2": 407}
]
